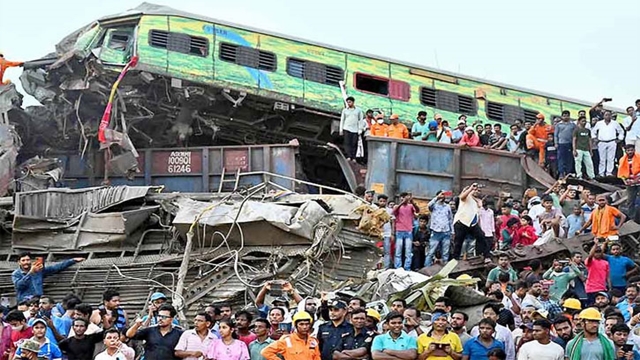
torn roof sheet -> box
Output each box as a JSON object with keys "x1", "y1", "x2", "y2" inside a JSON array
[{"x1": 14, "y1": 185, "x2": 160, "y2": 220}]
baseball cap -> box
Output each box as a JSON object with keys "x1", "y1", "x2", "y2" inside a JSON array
[
  {"x1": 596, "y1": 291, "x2": 609, "y2": 299},
  {"x1": 150, "y1": 292, "x2": 167, "y2": 301},
  {"x1": 31, "y1": 318, "x2": 47, "y2": 328},
  {"x1": 519, "y1": 322, "x2": 533, "y2": 330},
  {"x1": 329, "y1": 300, "x2": 347, "y2": 310}
]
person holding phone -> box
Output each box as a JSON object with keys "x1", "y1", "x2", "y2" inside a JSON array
[
  {"x1": 12, "y1": 253, "x2": 85, "y2": 302},
  {"x1": 451, "y1": 184, "x2": 491, "y2": 264},
  {"x1": 425, "y1": 191, "x2": 453, "y2": 267},
  {"x1": 417, "y1": 311, "x2": 462, "y2": 360}
]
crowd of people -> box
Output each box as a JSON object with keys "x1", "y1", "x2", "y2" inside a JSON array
[
  {"x1": 341, "y1": 96, "x2": 640, "y2": 183},
  {"x1": 7, "y1": 250, "x2": 640, "y2": 360}
]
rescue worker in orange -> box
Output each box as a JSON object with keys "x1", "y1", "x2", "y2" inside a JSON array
[
  {"x1": 0, "y1": 52, "x2": 24, "y2": 85},
  {"x1": 527, "y1": 113, "x2": 554, "y2": 165},
  {"x1": 369, "y1": 114, "x2": 388, "y2": 137},
  {"x1": 261, "y1": 311, "x2": 320, "y2": 360},
  {"x1": 618, "y1": 143, "x2": 640, "y2": 221},
  {"x1": 579, "y1": 194, "x2": 626, "y2": 239},
  {"x1": 387, "y1": 114, "x2": 409, "y2": 139}
]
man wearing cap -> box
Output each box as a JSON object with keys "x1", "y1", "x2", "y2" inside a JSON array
[
  {"x1": 141, "y1": 293, "x2": 180, "y2": 327},
  {"x1": 592, "y1": 110, "x2": 624, "y2": 176},
  {"x1": 412, "y1": 111, "x2": 430, "y2": 140},
  {"x1": 371, "y1": 312, "x2": 417, "y2": 360},
  {"x1": 526, "y1": 114, "x2": 554, "y2": 166},
  {"x1": 417, "y1": 310, "x2": 462, "y2": 360},
  {"x1": 365, "y1": 309, "x2": 381, "y2": 333},
  {"x1": 340, "y1": 96, "x2": 364, "y2": 161},
  {"x1": 618, "y1": 143, "x2": 640, "y2": 221},
  {"x1": 15, "y1": 319, "x2": 62, "y2": 360},
  {"x1": 387, "y1": 114, "x2": 409, "y2": 139},
  {"x1": 565, "y1": 307, "x2": 615, "y2": 360},
  {"x1": 452, "y1": 119, "x2": 467, "y2": 144},
  {"x1": 14, "y1": 339, "x2": 40, "y2": 360},
  {"x1": 318, "y1": 300, "x2": 353, "y2": 360}
]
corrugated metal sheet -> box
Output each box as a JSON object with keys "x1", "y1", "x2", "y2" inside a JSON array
[{"x1": 14, "y1": 186, "x2": 157, "y2": 219}]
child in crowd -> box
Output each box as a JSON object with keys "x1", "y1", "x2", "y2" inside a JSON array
[
  {"x1": 565, "y1": 205, "x2": 584, "y2": 238},
  {"x1": 516, "y1": 215, "x2": 537, "y2": 245},
  {"x1": 499, "y1": 217, "x2": 520, "y2": 249}
]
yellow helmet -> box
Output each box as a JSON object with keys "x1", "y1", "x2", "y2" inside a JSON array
[
  {"x1": 366, "y1": 308, "x2": 381, "y2": 322},
  {"x1": 563, "y1": 298, "x2": 582, "y2": 311},
  {"x1": 456, "y1": 274, "x2": 472, "y2": 280},
  {"x1": 579, "y1": 307, "x2": 601, "y2": 321},
  {"x1": 292, "y1": 311, "x2": 313, "y2": 325}
]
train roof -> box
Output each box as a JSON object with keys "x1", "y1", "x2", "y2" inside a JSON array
[{"x1": 98, "y1": 2, "x2": 622, "y2": 112}]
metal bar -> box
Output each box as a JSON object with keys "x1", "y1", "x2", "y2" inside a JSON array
[
  {"x1": 395, "y1": 169, "x2": 455, "y2": 178},
  {"x1": 452, "y1": 147, "x2": 461, "y2": 194},
  {"x1": 233, "y1": 168, "x2": 241, "y2": 192},
  {"x1": 218, "y1": 168, "x2": 225, "y2": 194},
  {"x1": 173, "y1": 231, "x2": 193, "y2": 322}
]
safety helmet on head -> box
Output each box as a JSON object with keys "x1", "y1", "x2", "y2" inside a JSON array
[
  {"x1": 456, "y1": 274, "x2": 472, "y2": 281},
  {"x1": 579, "y1": 307, "x2": 601, "y2": 321},
  {"x1": 292, "y1": 311, "x2": 313, "y2": 325},
  {"x1": 563, "y1": 298, "x2": 582, "y2": 311},
  {"x1": 366, "y1": 308, "x2": 381, "y2": 322}
]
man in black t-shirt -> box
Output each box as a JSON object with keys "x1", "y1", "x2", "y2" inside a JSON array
[{"x1": 58, "y1": 318, "x2": 103, "y2": 360}]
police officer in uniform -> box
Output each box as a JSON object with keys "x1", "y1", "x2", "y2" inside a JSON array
[
  {"x1": 334, "y1": 308, "x2": 376, "y2": 360},
  {"x1": 318, "y1": 300, "x2": 354, "y2": 360}
]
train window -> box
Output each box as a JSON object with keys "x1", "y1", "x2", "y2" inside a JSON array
[
  {"x1": 420, "y1": 87, "x2": 477, "y2": 115},
  {"x1": 219, "y1": 43, "x2": 277, "y2": 71},
  {"x1": 286, "y1": 58, "x2": 343, "y2": 86},
  {"x1": 107, "y1": 32, "x2": 130, "y2": 51},
  {"x1": 148, "y1": 30, "x2": 208, "y2": 57},
  {"x1": 487, "y1": 101, "x2": 537, "y2": 124},
  {"x1": 355, "y1": 73, "x2": 388, "y2": 96}
]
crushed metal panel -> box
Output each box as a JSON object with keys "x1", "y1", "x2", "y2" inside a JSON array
[
  {"x1": 12, "y1": 206, "x2": 159, "y2": 251},
  {"x1": 172, "y1": 198, "x2": 330, "y2": 244},
  {"x1": 14, "y1": 185, "x2": 159, "y2": 220}
]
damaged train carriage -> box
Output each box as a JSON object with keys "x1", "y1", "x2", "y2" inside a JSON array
[{"x1": 13, "y1": 3, "x2": 620, "y2": 190}]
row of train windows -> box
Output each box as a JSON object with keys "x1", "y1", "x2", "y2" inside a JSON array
[{"x1": 147, "y1": 30, "x2": 538, "y2": 122}]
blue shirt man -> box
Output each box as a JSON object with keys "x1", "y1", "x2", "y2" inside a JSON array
[
  {"x1": 605, "y1": 244, "x2": 638, "y2": 292},
  {"x1": 371, "y1": 312, "x2": 417, "y2": 360},
  {"x1": 12, "y1": 254, "x2": 84, "y2": 302},
  {"x1": 318, "y1": 300, "x2": 354, "y2": 360},
  {"x1": 462, "y1": 319, "x2": 505, "y2": 360}
]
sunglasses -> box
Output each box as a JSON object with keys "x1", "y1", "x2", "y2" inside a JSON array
[{"x1": 157, "y1": 315, "x2": 172, "y2": 319}]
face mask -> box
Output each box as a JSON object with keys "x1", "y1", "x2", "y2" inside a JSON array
[
  {"x1": 377, "y1": 119, "x2": 384, "y2": 124},
  {"x1": 11, "y1": 325, "x2": 22, "y2": 331}
]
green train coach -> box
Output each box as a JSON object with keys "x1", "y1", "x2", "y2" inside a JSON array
[{"x1": 62, "y1": 2, "x2": 622, "y2": 143}]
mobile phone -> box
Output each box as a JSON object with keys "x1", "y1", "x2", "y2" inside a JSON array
[
  {"x1": 441, "y1": 191, "x2": 453, "y2": 197},
  {"x1": 278, "y1": 322, "x2": 292, "y2": 333},
  {"x1": 270, "y1": 281, "x2": 283, "y2": 296},
  {"x1": 603, "y1": 98, "x2": 613, "y2": 102},
  {"x1": 35, "y1": 257, "x2": 43, "y2": 267},
  {"x1": 622, "y1": 344, "x2": 633, "y2": 352}
]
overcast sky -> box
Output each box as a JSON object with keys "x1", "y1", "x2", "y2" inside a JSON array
[{"x1": 1, "y1": 0, "x2": 636, "y2": 109}]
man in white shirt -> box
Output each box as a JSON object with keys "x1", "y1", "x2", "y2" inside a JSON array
[
  {"x1": 592, "y1": 110, "x2": 624, "y2": 176},
  {"x1": 339, "y1": 96, "x2": 364, "y2": 161},
  {"x1": 517, "y1": 319, "x2": 564, "y2": 360},
  {"x1": 622, "y1": 106, "x2": 640, "y2": 152},
  {"x1": 94, "y1": 329, "x2": 135, "y2": 360}
]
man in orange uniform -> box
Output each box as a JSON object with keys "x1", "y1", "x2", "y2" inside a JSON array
[
  {"x1": 618, "y1": 143, "x2": 640, "y2": 221},
  {"x1": 579, "y1": 194, "x2": 626, "y2": 239},
  {"x1": 261, "y1": 311, "x2": 320, "y2": 360},
  {"x1": 527, "y1": 113, "x2": 554, "y2": 165},
  {"x1": 0, "y1": 52, "x2": 24, "y2": 85},
  {"x1": 387, "y1": 114, "x2": 409, "y2": 139},
  {"x1": 369, "y1": 114, "x2": 388, "y2": 137}
]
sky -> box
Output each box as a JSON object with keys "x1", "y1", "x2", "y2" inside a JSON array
[{"x1": 1, "y1": 0, "x2": 637, "y2": 110}]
